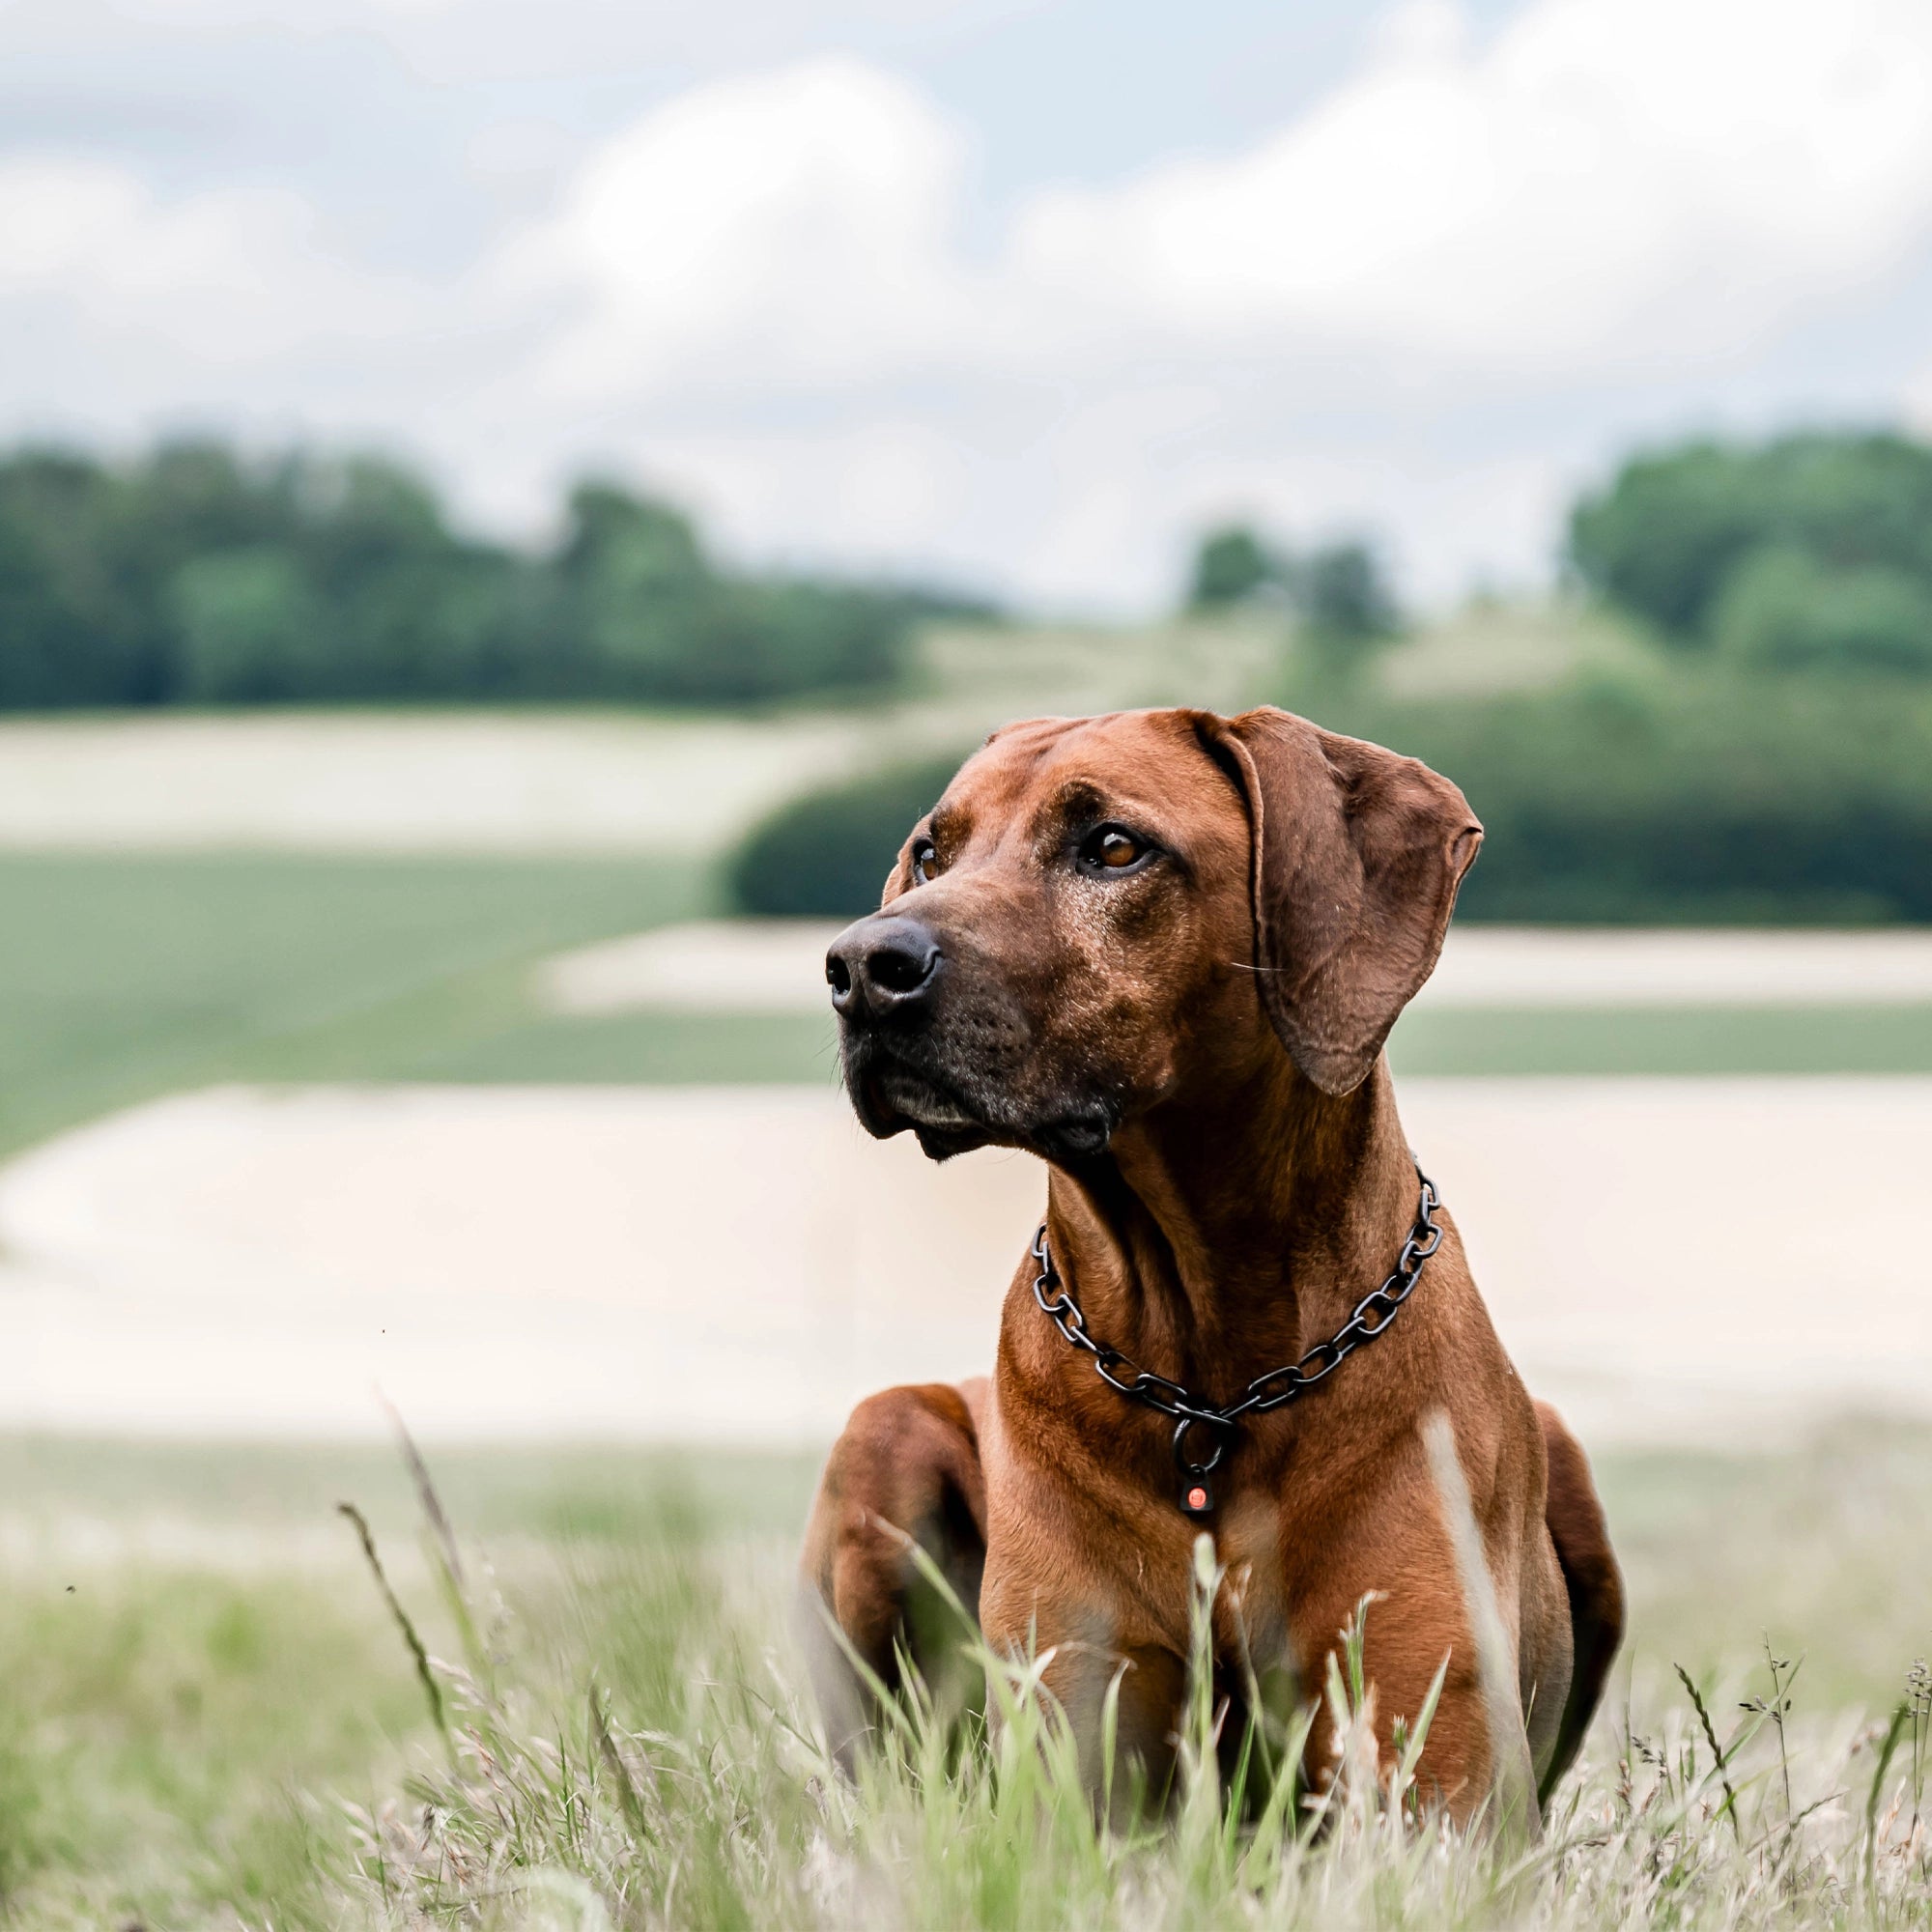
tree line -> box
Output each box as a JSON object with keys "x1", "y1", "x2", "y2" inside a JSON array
[
  {"x1": 0, "y1": 442, "x2": 991, "y2": 710},
  {"x1": 13, "y1": 425, "x2": 1928, "y2": 715},
  {"x1": 1569, "y1": 429, "x2": 1932, "y2": 674},
  {"x1": 1188, "y1": 427, "x2": 1932, "y2": 679},
  {"x1": 741, "y1": 426, "x2": 1932, "y2": 922}
]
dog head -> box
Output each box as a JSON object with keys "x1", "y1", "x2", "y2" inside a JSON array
[{"x1": 825, "y1": 706, "x2": 1481, "y2": 1163}]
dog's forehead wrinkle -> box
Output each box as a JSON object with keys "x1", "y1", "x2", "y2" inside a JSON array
[
  {"x1": 959, "y1": 713, "x2": 1244, "y2": 870},
  {"x1": 1036, "y1": 779, "x2": 1107, "y2": 841}
]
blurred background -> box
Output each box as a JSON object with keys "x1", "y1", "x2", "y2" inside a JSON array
[{"x1": 4, "y1": 0, "x2": 1932, "y2": 1918}]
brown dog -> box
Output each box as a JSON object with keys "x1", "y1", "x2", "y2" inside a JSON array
[{"x1": 800, "y1": 706, "x2": 1622, "y2": 1820}]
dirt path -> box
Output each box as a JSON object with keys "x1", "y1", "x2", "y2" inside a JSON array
[{"x1": 4, "y1": 1079, "x2": 1926, "y2": 1448}]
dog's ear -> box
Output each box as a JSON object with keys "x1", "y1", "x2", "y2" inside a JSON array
[{"x1": 1201, "y1": 707, "x2": 1482, "y2": 1095}]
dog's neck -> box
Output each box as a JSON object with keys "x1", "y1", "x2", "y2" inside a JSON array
[{"x1": 1041, "y1": 1052, "x2": 1419, "y2": 1403}]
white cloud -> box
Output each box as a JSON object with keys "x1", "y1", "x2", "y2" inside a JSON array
[
  {"x1": 497, "y1": 58, "x2": 977, "y2": 402},
  {"x1": 456, "y1": 0, "x2": 1932, "y2": 601},
  {"x1": 0, "y1": 156, "x2": 411, "y2": 364},
  {"x1": 7, "y1": 0, "x2": 1932, "y2": 609},
  {"x1": 1009, "y1": 0, "x2": 1932, "y2": 375},
  {"x1": 504, "y1": 0, "x2": 1932, "y2": 410}
]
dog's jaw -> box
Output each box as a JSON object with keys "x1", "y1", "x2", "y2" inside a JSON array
[
  {"x1": 840, "y1": 1033, "x2": 1118, "y2": 1166},
  {"x1": 843, "y1": 1046, "x2": 993, "y2": 1158},
  {"x1": 874, "y1": 1063, "x2": 979, "y2": 1131}
]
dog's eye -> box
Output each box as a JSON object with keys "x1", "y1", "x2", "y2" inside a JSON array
[
  {"x1": 910, "y1": 838, "x2": 939, "y2": 886},
  {"x1": 1079, "y1": 825, "x2": 1151, "y2": 873}
]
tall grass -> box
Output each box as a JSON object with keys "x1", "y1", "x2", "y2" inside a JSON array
[
  {"x1": 3, "y1": 1430, "x2": 1926, "y2": 1925},
  {"x1": 333, "y1": 1472, "x2": 1932, "y2": 1932}
]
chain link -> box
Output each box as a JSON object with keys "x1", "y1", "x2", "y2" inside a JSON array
[{"x1": 1030, "y1": 1171, "x2": 1444, "y2": 1470}]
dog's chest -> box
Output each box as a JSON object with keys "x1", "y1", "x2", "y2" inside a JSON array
[
  {"x1": 1095, "y1": 1491, "x2": 1295, "y2": 1659},
  {"x1": 1205, "y1": 1492, "x2": 1294, "y2": 1653}
]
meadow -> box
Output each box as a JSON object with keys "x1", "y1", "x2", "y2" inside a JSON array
[
  {"x1": 2, "y1": 613, "x2": 1929, "y2": 1927},
  {"x1": 0, "y1": 852, "x2": 705, "y2": 1159},
  {"x1": 1, "y1": 1420, "x2": 1928, "y2": 1928}
]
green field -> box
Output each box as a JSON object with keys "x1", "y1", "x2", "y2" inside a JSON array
[
  {"x1": 1386, "y1": 1001, "x2": 1932, "y2": 1075},
  {"x1": 311, "y1": 998, "x2": 1932, "y2": 1094},
  {"x1": 2, "y1": 714, "x2": 1929, "y2": 1926},
  {"x1": 412, "y1": 999, "x2": 1932, "y2": 1088},
  {"x1": 0, "y1": 1419, "x2": 1927, "y2": 1927},
  {"x1": 0, "y1": 852, "x2": 709, "y2": 1157},
  {"x1": 8, "y1": 851, "x2": 1932, "y2": 1162}
]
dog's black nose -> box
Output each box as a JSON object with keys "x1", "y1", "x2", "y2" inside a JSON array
[{"x1": 827, "y1": 915, "x2": 942, "y2": 1020}]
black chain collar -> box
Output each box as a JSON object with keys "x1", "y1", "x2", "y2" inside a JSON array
[{"x1": 1029, "y1": 1170, "x2": 1444, "y2": 1518}]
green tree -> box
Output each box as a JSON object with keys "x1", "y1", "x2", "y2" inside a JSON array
[
  {"x1": 729, "y1": 753, "x2": 966, "y2": 917},
  {"x1": 552, "y1": 481, "x2": 714, "y2": 697},
  {"x1": 1300, "y1": 541, "x2": 1401, "y2": 650},
  {"x1": 291, "y1": 458, "x2": 530, "y2": 698},
  {"x1": 172, "y1": 550, "x2": 327, "y2": 701},
  {"x1": 0, "y1": 440, "x2": 961, "y2": 710},
  {"x1": 553, "y1": 479, "x2": 918, "y2": 705},
  {"x1": 1187, "y1": 526, "x2": 1284, "y2": 609},
  {"x1": 0, "y1": 451, "x2": 156, "y2": 705},
  {"x1": 1712, "y1": 546, "x2": 1932, "y2": 676},
  {"x1": 1570, "y1": 430, "x2": 1932, "y2": 662},
  {"x1": 1184, "y1": 523, "x2": 1400, "y2": 664}
]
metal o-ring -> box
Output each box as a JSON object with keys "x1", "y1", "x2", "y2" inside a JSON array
[{"x1": 1172, "y1": 1414, "x2": 1227, "y2": 1477}]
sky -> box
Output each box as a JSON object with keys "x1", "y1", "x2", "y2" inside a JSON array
[{"x1": 5, "y1": 0, "x2": 1932, "y2": 612}]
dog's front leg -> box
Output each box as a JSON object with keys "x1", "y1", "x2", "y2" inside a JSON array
[
  {"x1": 1286, "y1": 1478, "x2": 1536, "y2": 1830},
  {"x1": 978, "y1": 1550, "x2": 1195, "y2": 1816},
  {"x1": 799, "y1": 1378, "x2": 989, "y2": 1768}
]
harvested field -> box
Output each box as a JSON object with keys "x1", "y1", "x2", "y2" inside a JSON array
[
  {"x1": 0, "y1": 712, "x2": 867, "y2": 854},
  {"x1": 5, "y1": 1077, "x2": 1927, "y2": 1446}
]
